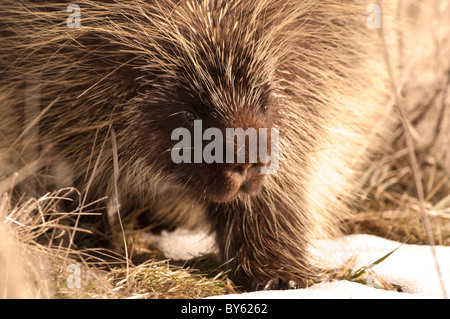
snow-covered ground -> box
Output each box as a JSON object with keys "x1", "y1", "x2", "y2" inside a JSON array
[{"x1": 149, "y1": 230, "x2": 450, "y2": 299}]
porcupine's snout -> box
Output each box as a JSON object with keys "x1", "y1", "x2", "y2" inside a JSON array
[{"x1": 170, "y1": 106, "x2": 275, "y2": 203}]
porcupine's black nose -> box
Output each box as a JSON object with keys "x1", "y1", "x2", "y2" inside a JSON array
[
  {"x1": 226, "y1": 162, "x2": 266, "y2": 196},
  {"x1": 232, "y1": 162, "x2": 257, "y2": 176}
]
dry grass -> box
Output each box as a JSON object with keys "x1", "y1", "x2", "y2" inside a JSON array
[
  {"x1": 0, "y1": 189, "x2": 238, "y2": 298},
  {"x1": 345, "y1": 0, "x2": 450, "y2": 249}
]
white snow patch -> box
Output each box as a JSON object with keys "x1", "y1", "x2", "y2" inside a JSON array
[
  {"x1": 210, "y1": 281, "x2": 420, "y2": 299},
  {"x1": 146, "y1": 228, "x2": 218, "y2": 261},
  {"x1": 148, "y1": 229, "x2": 449, "y2": 299},
  {"x1": 309, "y1": 235, "x2": 450, "y2": 298}
]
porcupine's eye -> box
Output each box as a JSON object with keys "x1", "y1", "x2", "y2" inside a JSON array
[
  {"x1": 184, "y1": 110, "x2": 198, "y2": 121},
  {"x1": 262, "y1": 105, "x2": 268, "y2": 113}
]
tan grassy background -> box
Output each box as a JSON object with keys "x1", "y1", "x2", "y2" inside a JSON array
[
  {"x1": 347, "y1": 0, "x2": 450, "y2": 246},
  {"x1": 1, "y1": 0, "x2": 449, "y2": 298}
]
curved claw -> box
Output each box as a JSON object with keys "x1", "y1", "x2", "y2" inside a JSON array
[
  {"x1": 263, "y1": 278, "x2": 280, "y2": 290},
  {"x1": 253, "y1": 278, "x2": 299, "y2": 291}
]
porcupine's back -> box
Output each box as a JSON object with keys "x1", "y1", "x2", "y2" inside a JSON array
[{"x1": 0, "y1": 0, "x2": 397, "y2": 280}]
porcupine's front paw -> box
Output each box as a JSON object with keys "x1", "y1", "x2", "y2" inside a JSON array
[{"x1": 252, "y1": 278, "x2": 301, "y2": 291}]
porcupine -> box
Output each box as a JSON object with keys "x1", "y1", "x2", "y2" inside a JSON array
[{"x1": 0, "y1": 0, "x2": 396, "y2": 290}]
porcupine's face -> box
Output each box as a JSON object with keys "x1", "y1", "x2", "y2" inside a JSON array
[
  {"x1": 130, "y1": 1, "x2": 281, "y2": 203},
  {"x1": 153, "y1": 84, "x2": 276, "y2": 203},
  {"x1": 133, "y1": 70, "x2": 278, "y2": 203}
]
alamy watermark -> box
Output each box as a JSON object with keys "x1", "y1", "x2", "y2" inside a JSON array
[
  {"x1": 66, "y1": 263, "x2": 81, "y2": 289},
  {"x1": 367, "y1": 4, "x2": 382, "y2": 29},
  {"x1": 171, "y1": 120, "x2": 279, "y2": 174},
  {"x1": 64, "y1": 4, "x2": 383, "y2": 30},
  {"x1": 67, "y1": 4, "x2": 81, "y2": 28},
  {"x1": 63, "y1": 2, "x2": 382, "y2": 175}
]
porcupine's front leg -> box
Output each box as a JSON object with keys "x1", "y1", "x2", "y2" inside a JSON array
[{"x1": 208, "y1": 198, "x2": 312, "y2": 291}]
